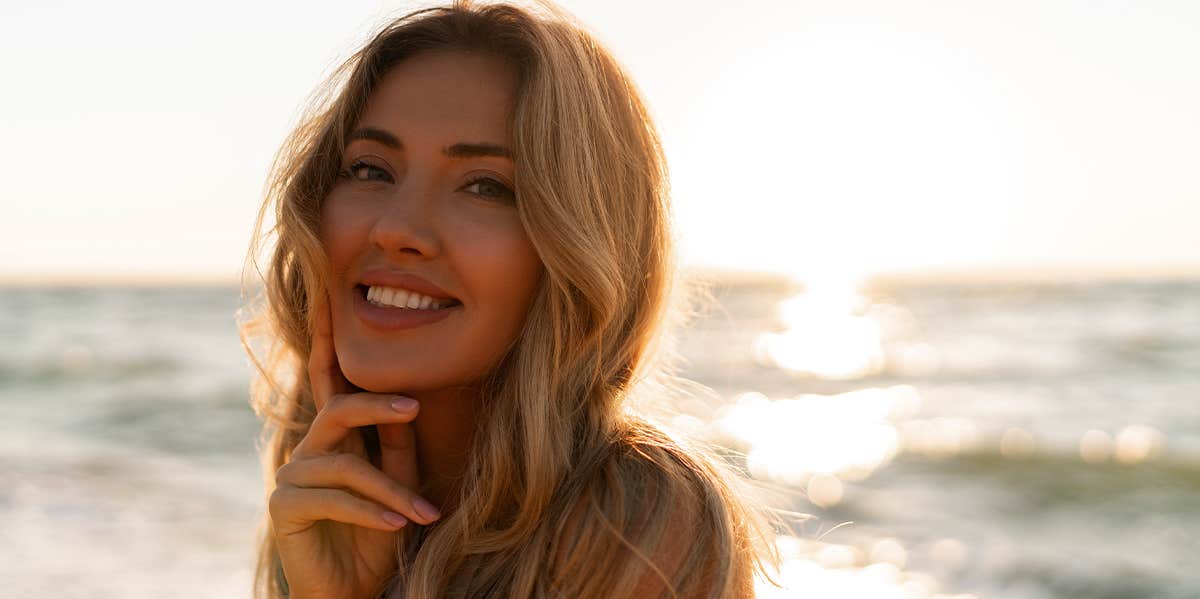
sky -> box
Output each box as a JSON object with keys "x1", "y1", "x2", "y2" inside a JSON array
[{"x1": 2, "y1": 0, "x2": 1198, "y2": 284}]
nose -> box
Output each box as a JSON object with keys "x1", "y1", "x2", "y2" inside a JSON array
[{"x1": 368, "y1": 179, "x2": 443, "y2": 258}]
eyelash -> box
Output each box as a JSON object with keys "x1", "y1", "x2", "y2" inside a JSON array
[
  {"x1": 338, "y1": 160, "x2": 390, "y2": 183},
  {"x1": 338, "y1": 161, "x2": 515, "y2": 202},
  {"x1": 462, "y1": 175, "x2": 516, "y2": 202}
]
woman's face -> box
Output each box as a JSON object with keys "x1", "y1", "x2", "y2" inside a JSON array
[{"x1": 320, "y1": 50, "x2": 543, "y2": 394}]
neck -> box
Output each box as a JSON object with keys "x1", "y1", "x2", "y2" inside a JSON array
[{"x1": 403, "y1": 384, "x2": 480, "y2": 513}]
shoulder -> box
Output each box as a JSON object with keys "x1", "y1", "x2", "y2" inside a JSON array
[
  {"x1": 619, "y1": 424, "x2": 742, "y2": 595},
  {"x1": 546, "y1": 420, "x2": 755, "y2": 598},
  {"x1": 625, "y1": 482, "x2": 710, "y2": 598}
]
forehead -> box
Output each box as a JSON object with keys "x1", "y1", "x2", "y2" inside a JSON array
[{"x1": 358, "y1": 50, "x2": 518, "y2": 140}]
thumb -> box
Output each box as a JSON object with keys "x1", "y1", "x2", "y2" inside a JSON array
[{"x1": 376, "y1": 421, "x2": 420, "y2": 490}]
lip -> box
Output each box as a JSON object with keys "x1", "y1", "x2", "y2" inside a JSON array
[
  {"x1": 353, "y1": 285, "x2": 459, "y2": 331},
  {"x1": 358, "y1": 269, "x2": 459, "y2": 302}
]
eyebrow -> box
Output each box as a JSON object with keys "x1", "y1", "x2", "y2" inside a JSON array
[{"x1": 347, "y1": 127, "x2": 513, "y2": 160}]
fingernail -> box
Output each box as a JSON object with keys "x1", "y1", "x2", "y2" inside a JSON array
[
  {"x1": 390, "y1": 397, "x2": 417, "y2": 412},
  {"x1": 413, "y1": 497, "x2": 441, "y2": 521},
  {"x1": 382, "y1": 511, "x2": 408, "y2": 528}
]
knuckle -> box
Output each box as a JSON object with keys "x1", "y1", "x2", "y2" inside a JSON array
[
  {"x1": 273, "y1": 462, "x2": 291, "y2": 486},
  {"x1": 288, "y1": 441, "x2": 309, "y2": 462},
  {"x1": 267, "y1": 488, "x2": 290, "y2": 515},
  {"x1": 325, "y1": 393, "x2": 349, "y2": 414}
]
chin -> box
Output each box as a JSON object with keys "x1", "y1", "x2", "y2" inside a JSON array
[
  {"x1": 339, "y1": 359, "x2": 475, "y2": 395},
  {"x1": 343, "y1": 366, "x2": 432, "y2": 394}
]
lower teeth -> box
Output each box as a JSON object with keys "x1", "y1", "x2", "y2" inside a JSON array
[{"x1": 368, "y1": 300, "x2": 450, "y2": 310}]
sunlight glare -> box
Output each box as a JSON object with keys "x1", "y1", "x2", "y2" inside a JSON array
[
  {"x1": 755, "y1": 535, "x2": 973, "y2": 599},
  {"x1": 1114, "y1": 424, "x2": 1166, "y2": 464},
  {"x1": 757, "y1": 275, "x2": 886, "y2": 380},
  {"x1": 718, "y1": 386, "x2": 921, "y2": 489}
]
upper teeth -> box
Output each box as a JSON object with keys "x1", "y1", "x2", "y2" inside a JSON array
[{"x1": 367, "y1": 285, "x2": 451, "y2": 310}]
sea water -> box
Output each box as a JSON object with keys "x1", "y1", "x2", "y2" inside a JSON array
[{"x1": 1, "y1": 275, "x2": 1196, "y2": 598}]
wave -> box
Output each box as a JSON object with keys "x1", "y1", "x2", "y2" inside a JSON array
[
  {"x1": 884, "y1": 446, "x2": 1200, "y2": 502},
  {"x1": 0, "y1": 353, "x2": 183, "y2": 385}
]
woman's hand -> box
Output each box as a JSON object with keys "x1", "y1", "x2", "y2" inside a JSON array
[{"x1": 268, "y1": 293, "x2": 441, "y2": 599}]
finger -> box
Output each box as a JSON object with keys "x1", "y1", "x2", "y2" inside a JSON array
[
  {"x1": 269, "y1": 486, "x2": 409, "y2": 537},
  {"x1": 307, "y1": 291, "x2": 349, "y2": 413},
  {"x1": 276, "y1": 452, "x2": 440, "y2": 525},
  {"x1": 292, "y1": 393, "x2": 419, "y2": 459},
  {"x1": 377, "y1": 422, "x2": 420, "y2": 491}
]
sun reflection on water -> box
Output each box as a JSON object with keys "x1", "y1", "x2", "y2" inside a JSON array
[
  {"x1": 1079, "y1": 424, "x2": 1167, "y2": 464},
  {"x1": 755, "y1": 274, "x2": 891, "y2": 380},
  {"x1": 716, "y1": 386, "x2": 922, "y2": 494},
  {"x1": 754, "y1": 535, "x2": 981, "y2": 599},
  {"x1": 725, "y1": 272, "x2": 1188, "y2": 597}
]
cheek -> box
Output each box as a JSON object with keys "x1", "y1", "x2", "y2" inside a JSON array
[
  {"x1": 319, "y1": 197, "x2": 371, "y2": 274},
  {"x1": 456, "y1": 217, "x2": 543, "y2": 320}
]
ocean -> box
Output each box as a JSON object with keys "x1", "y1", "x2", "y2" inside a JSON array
[{"x1": 2, "y1": 274, "x2": 1197, "y2": 598}]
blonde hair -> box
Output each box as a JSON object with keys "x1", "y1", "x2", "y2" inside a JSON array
[{"x1": 238, "y1": 1, "x2": 781, "y2": 597}]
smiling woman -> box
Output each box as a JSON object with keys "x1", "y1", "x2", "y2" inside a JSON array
[
  {"x1": 237, "y1": 1, "x2": 779, "y2": 598},
  {"x1": 321, "y1": 50, "x2": 543, "y2": 397}
]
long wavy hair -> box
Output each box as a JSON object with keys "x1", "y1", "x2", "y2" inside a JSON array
[{"x1": 238, "y1": 1, "x2": 780, "y2": 597}]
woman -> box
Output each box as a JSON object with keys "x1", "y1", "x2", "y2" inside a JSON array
[{"x1": 238, "y1": 1, "x2": 779, "y2": 597}]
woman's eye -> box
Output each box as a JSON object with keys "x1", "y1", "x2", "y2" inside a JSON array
[
  {"x1": 340, "y1": 160, "x2": 392, "y2": 183},
  {"x1": 463, "y1": 177, "x2": 516, "y2": 202}
]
